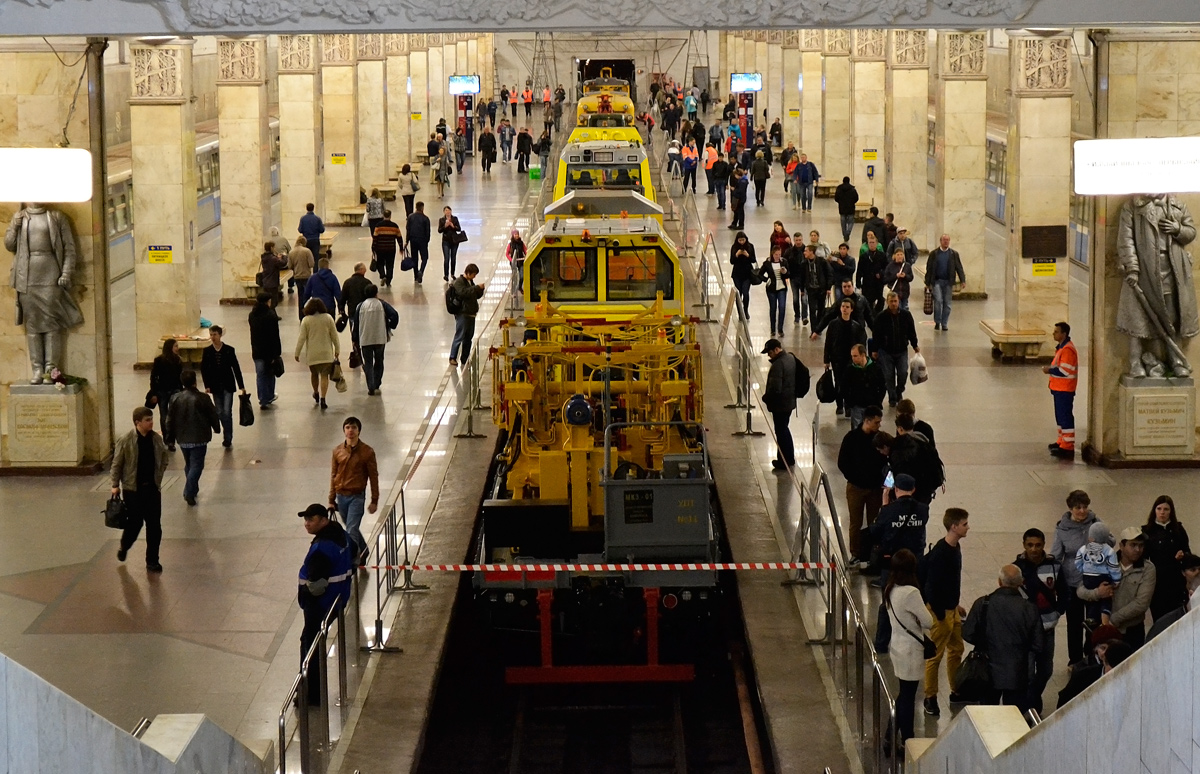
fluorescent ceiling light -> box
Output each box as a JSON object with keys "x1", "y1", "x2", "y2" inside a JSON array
[
  {"x1": 1074, "y1": 137, "x2": 1200, "y2": 196},
  {"x1": 0, "y1": 148, "x2": 93, "y2": 203}
]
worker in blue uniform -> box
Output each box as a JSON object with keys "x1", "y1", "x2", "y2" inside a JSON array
[{"x1": 297, "y1": 503, "x2": 353, "y2": 706}]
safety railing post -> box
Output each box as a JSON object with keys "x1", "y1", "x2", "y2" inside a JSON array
[
  {"x1": 734, "y1": 333, "x2": 764, "y2": 437},
  {"x1": 398, "y1": 490, "x2": 428, "y2": 593},
  {"x1": 297, "y1": 676, "x2": 311, "y2": 774},
  {"x1": 455, "y1": 342, "x2": 486, "y2": 439},
  {"x1": 856, "y1": 626, "x2": 866, "y2": 741},
  {"x1": 872, "y1": 667, "x2": 883, "y2": 771},
  {"x1": 317, "y1": 626, "x2": 330, "y2": 753},
  {"x1": 336, "y1": 607, "x2": 348, "y2": 707}
]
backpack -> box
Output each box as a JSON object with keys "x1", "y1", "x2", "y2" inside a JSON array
[
  {"x1": 791, "y1": 353, "x2": 810, "y2": 399},
  {"x1": 445, "y1": 284, "x2": 463, "y2": 315}
]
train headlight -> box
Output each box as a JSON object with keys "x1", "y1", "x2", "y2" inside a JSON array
[
  {"x1": 504, "y1": 593, "x2": 515, "y2": 603},
  {"x1": 681, "y1": 591, "x2": 692, "y2": 602}
]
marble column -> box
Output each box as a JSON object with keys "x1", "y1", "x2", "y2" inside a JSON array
[
  {"x1": 385, "y1": 34, "x2": 411, "y2": 172},
  {"x1": 935, "y1": 31, "x2": 988, "y2": 296},
  {"x1": 277, "y1": 35, "x2": 323, "y2": 245},
  {"x1": 427, "y1": 34, "x2": 446, "y2": 135},
  {"x1": 467, "y1": 36, "x2": 479, "y2": 94},
  {"x1": 478, "y1": 34, "x2": 494, "y2": 100},
  {"x1": 443, "y1": 36, "x2": 457, "y2": 131},
  {"x1": 766, "y1": 32, "x2": 784, "y2": 140},
  {"x1": 851, "y1": 30, "x2": 887, "y2": 206},
  {"x1": 128, "y1": 40, "x2": 202, "y2": 364},
  {"x1": 216, "y1": 37, "x2": 271, "y2": 302},
  {"x1": 718, "y1": 31, "x2": 731, "y2": 101},
  {"x1": 783, "y1": 32, "x2": 801, "y2": 146},
  {"x1": 0, "y1": 40, "x2": 113, "y2": 462},
  {"x1": 822, "y1": 30, "x2": 852, "y2": 184},
  {"x1": 320, "y1": 34, "x2": 359, "y2": 217},
  {"x1": 457, "y1": 37, "x2": 469, "y2": 78},
  {"x1": 755, "y1": 32, "x2": 770, "y2": 132},
  {"x1": 356, "y1": 34, "x2": 387, "y2": 189},
  {"x1": 886, "y1": 31, "x2": 930, "y2": 249},
  {"x1": 408, "y1": 36, "x2": 430, "y2": 158},
  {"x1": 1087, "y1": 32, "x2": 1200, "y2": 462},
  {"x1": 800, "y1": 31, "x2": 824, "y2": 166},
  {"x1": 732, "y1": 34, "x2": 746, "y2": 79},
  {"x1": 1002, "y1": 34, "x2": 1073, "y2": 351}
]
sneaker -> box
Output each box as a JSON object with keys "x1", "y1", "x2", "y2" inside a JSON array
[
  {"x1": 923, "y1": 697, "x2": 940, "y2": 717},
  {"x1": 449, "y1": 358, "x2": 458, "y2": 367},
  {"x1": 117, "y1": 548, "x2": 127, "y2": 562},
  {"x1": 147, "y1": 563, "x2": 163, "y2": 573}
]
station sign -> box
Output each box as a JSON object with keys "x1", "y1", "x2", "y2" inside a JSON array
[
  {"x1": 1032, "y1": 257, "x2": 1057, "y2": 277},
  {"x1": 330, "y1": 153, "x2": 347, "y2": 166},
  {"x1": 862, "y1": 148, "x2": 877, "y2": 161},
  {"x1": 148, "y1": 245, "x2": 173, "y2": 264}
]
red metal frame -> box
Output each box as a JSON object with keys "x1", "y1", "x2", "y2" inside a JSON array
[{"x1": 505, "y1": 587, "x2": 695, "y2": 685}]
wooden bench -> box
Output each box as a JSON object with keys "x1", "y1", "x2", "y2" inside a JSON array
[
  {"x1": 162, "y1": 330, "x2": 211, "y2": 365},
  {"x1": 372, "y1": 182, "x2": 398, "y2": 200},
  {"x1": 979, "y1": 320, "x2": 1047, "y2": 361},
  {"x1": 336, "y1": 206, "x2": 366, "y2": 226},
  {"x1": 815, "y1": 182, "x2": 837, "y2": 198},
  {"x1": 414, "y1": 152, "x2": 430, "y2": 166},
  {"x1": 853, "y1": 200, "x2": 874, "y2": 223},
  {"x1": 238, "y1": 270, "x2": 293, "y2": 299}
]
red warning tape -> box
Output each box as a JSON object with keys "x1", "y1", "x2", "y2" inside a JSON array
[{"x1": 360, "y1": 562, "x2": 834, "y2": 572}]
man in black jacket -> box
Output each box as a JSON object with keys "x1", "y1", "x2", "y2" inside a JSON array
[
  {"x1": 861, "y1": 206, "x2": 887, "y2": 249},
  {"x1": 248, "y1": 292, "x2": 282, "y2": 409},
  {"x1": 857, "y1": 231, "x2": 889, "y2": 314},
  {"x1": 797, "y1": 244, "x2": 831, "y2": 326},
  {"x1": 405, "y1": 202, "x2": 432, "y2": 284},
  {"x1": 1013, "y1": 527, "x2": 1068, "y2": 713},
  {"x1": 839, "y1": 345, "x2": 886, "y2": 428},
  {"x1": 834, "y1": 176, "x2": 859, "y2": 242},
  {"x1": 962, "y1": 564, "x2": 1044, "y2": 712},
  {"x1": 168, "y1": 369, "x2": 221, "y2": 506},
  {"x1": 199, "y1": 325, "x2": 245, "y2": 449},
  {"x1": 812, "y1": 279, "x2": 873, "y2": 334},
  {"x1": 837, "y1": 405, "x2": 885, "y2": 564},
  {"x1": 871, "y1": 292, "x2": 920, "y2": 406},
  {"x1": 340, "y1": 263, "x2": 374, "y2": 359},
  {"x1": 762, "y1": 338, "x2": 797, "y2": 471},
  {"x1": 891, "y1": 414, "x2": 943, "y2": 504},
  {"x1": 921, "y1": 508, "x2": 969, "y2": 717},
  {"x1": 821, "y1": 298, "x2": 867, "y2": 417},
  {"x1": 784, "y1": 232, "x2": 808, "y2": 324},
  {"x1": 871, "y1": 473, "x2": 930, "y2": 578}
]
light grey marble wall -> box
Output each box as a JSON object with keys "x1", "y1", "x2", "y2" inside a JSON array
[
  {"x1": 1, "y1": 653, "x2": 270, "y2": 774},
  {"x1": 912, "y1": 607, "x2": 1199, "y2": 774}
]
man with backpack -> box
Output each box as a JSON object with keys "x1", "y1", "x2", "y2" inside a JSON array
[
  {"x1": 761, "y1": 338, "x2": 809, "y2": 472},
  {"x1": 890, "y1": 413, "x2": 943, "y2": 504},
  {"x1": 447, "y1": 263, "x2": 486, "y2": 367}
]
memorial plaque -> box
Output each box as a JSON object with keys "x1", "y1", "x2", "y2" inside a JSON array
[
  {"x1": 1118, "y1": 379, "x2": 1196, "y2": 459},
  {"x1": 13, "y1": 401, "x2": 69, "y2": 443},
  {"x1": 1132, "y1": 393, "x2": 1191, "y2": 446},
  {"x1": 1021, "y1": 226, "x2": 1067, "y2": 259},
  {"x1": 6, "y1": 384, "x2": 85, "y2": 465}
]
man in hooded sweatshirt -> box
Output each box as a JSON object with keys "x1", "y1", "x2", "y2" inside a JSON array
[{"x1": 303, "y1": 258, "x2": 341, "y2": 319}]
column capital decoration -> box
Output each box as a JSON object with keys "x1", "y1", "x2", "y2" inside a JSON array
[
  {"x1": 888, "y1": 29, "x2": 928, "y2": 69},
  {"x1": 800, "y1": 30, "x2": 824, "y2": 52},
  {"x1": 768, "y1": 30, "x2": 784, "y2": 45},
  {"x1": 278, "y1": 35, "x2": 318, "y2": 73},
  {"x1": 1011, "y1": 35, "x2": 1072, "y2": 96},
  {"x1": 428, "y1": 32, "x2": 444, "y2": 47},
  {"x1": 940, "y1": 31, "x2": 986, "y2": 80},
  {"x1": 851, "y1": 29, "x2": 886, "y2": 61},
  {"x1": 129, "y1": 42, "x2": 191, "y2": 104},
  {"x1": 409, "y1": 33, "x2": 427, "y2": 51},
  {"x1": 385, "y1": 33, "x2": 409, "y2": 56},
  {"x1": 753, "y1": 30, "x2": 768, "y2": 43},
  {"x1": 357, "y1": 33, "x2": 384, "y2": 60},
  {"x1": 217, "y1": 37, "x2": 265, "y2": 84},
  {"x1": 823, "y1": 30, "x2": 850, "y2": 56},
  {"x1": 783, "y1": 30, "x2": 800, "y2": 49},
  {"x1": 321, "y1": 33, "x2": 356, "y2": 65}
]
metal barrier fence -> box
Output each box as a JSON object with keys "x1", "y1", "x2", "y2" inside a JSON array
[{"x1": 278, "y1": 601, "x2": 347, "y2": 774}]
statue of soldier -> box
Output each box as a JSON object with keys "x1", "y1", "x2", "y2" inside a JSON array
[
  {"x1": 4, "y1": 204, "x2": 85, "y2": 384},
  {"x1": 1116, "y1": 194, "x2": 1200, "y2": 378}
]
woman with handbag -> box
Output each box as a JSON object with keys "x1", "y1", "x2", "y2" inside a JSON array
[
  {"x1": 148, "y1": 339, "x2": 183, "y2": 451},
  {"x1": 433, "y1": 146, "x2": 453, "y2": 200},
  {"x1": 397, "y1": 163, "x2": 420, "y2": 219},
  {"x1": 248, "y1": 292, "x2": 282, "y2": 409},
  {"x1": 438, "y1": 206, "x2": 464, "y2": 282},
  {"x1": 294, "y1": 298, "x2": 340, "y2": 411},
  {"x1": 885, "y1": 549, "x2": 934, "y2": 750}
]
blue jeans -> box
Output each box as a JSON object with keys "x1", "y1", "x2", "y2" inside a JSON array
[
  {"x1": 180, "y1": 444, "x2": 207, "y2": 500},
  {"x1": 442, "y1": 241, "x2": 459, "y2": 280},
  {"x1": 539, "y1": 153, "x2": 549, "y2": 178},
  {"x1": 931, "y1": 279, "x2": 953, "y2": 328},
  {"x1": 716, "y1": 184, "x2": 727, "y2": 209},
  {"x1": 335, "y1": 492, "x2": 367, "y2": 561},
  {"x1": 212, "y1": 390, "x2": 234, "y2": 445},
  {"x1": 501, "y1": 140, "x2": 512, "y2": 161},
  {"x1": 878, "y1": 350, "x2": 909, "y2": 405},
  {"x1": 253, "y1": 358, "x2": 275, "y2": 406},
  {"x1": 733, "y1": 278, "x2": 752, "y2": 319},
  {"x1": 840, "y1": 214, "x2": 855, "y2": 242},
  {"x1": 451, "y1": 314, "x2": 477, "y2": 362},
  {"x1": 410, "y1": 242, "x2": 429, "y2": 281},
  {"x1": 800, "y1": 182, "x2": 814, "y2": 210},
  {"x1": 789, "y1": 277, "x2": 808, "y2": 322},
  {"x1": 766, "y1": 287, "x2": 787, "y2": 332},
  {"x1": 790, "y1": 182, "x2": 802, "y2": 208}
]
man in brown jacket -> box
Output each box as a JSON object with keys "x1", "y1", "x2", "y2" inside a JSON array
[{"x1": 329, "y1": 416, "x2": 380, "y2": 565}]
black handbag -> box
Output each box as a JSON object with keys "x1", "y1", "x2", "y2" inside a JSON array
[
  {"x1": 270, "y1": 356, "x2": 285, "y2": 378},
  {"x1": 887, "y1": 594, "x2": 937, "y2": 659},
  {"x1": 238, "y1": 393, "x2": 255, "y2": 427},
  {"x1": 103, "y1": 496, "x2": 127, "y2": 529},
  {"x1": 815, "y1": 369, "x2": 837, "y2": 404},
  {"x1": 952, "y1": 597, "x2": 994, "y2": 701},
  {"x1": 144, "y1": 390, "x2": 158, "y2": 409},
  {"x1": 370, "y1": 257, "x2": 378, "y2": 273},
  {"x1": 348, "y1": 348, "x2": 362, "y2": 369},
  {"x1": 455, "y1": 229, "x2": 469, "y2": 244},
  {"x1": 255, "y1": 272, "x2": 264, "y2": 287},
  {"x1": 400, "y1": 252, "x2": 416, "y2": 272}
]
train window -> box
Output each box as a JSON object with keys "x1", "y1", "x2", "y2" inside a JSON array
[
  {"x1": 565, "y1": 165, "x2": 643, "y2": 191},
  {"x1": 115, "y1": 194, "x2": 129, "y2": 232},
  {"x1": 586, "y1": 115, "x2": 632, "y2": 127},
  {"x1": 106, "y1": 198, "x2": 117, "y2": 237},
  {"x1": 529, "y1": 247, "x2": 598, "y2": 301},
  {"x1": 606, "y1": 246, "x2": 673, "y2": 301},
  {"x1": 198, "y1": 157, "x2": 212, "y2": 196},
  {"x1": 211, "y1": 153, "x2": 221, "y2": 190},
  {"x1": 927, "y1": 120, "x2": 936, "y2": 158},
  {"x1": 986, "y1": 140, "x2": 1007, "y2": 187}
]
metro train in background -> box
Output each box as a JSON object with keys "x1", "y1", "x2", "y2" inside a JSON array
[{"x1": 104, "y1": 117, "x2": 281, "y2": 282}]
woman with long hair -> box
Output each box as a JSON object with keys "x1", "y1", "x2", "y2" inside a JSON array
[
  {"x1": 728, "y1": 231, "x2": 757, "y2": 320},
  {"x1": 397, "y1": 164, "x2": 419, "y2": 219},
  {"x1": 1142, "y1": 495, "x2": 1192, "y2": 620},
  {"x1": 294, "y1": 298, "x2": 340, "y2": 410},
  {"x1": 884, "y1": 549, "x2": 932, "y2": 750},
  {"x1": 434, "y1": 146, "x2": 453, "y2": 199},
  {"x1": 365, "y1": 188, "x2": 384, "y2": 235},
  {"x1": 149, "y1": 338, "x2": 183, "y2": 451}
]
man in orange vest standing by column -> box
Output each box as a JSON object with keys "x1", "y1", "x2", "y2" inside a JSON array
[
  {"x1": 522, "y1": 86, "x2": 534, "y2": 118},
  {"x1": 1043, "y1": 321, "x2": 1078, "y2": 459}
]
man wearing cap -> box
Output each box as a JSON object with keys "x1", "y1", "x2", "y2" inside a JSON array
[
  {"x1": 762, "y1": 338, "x2": 797, "y2": 471},
  {"x1": 297, "y1": 503, "x2": 353, "y2": 706},
  {"x1": 886, "y1": 227, "x2": 919, "y2": 267},
  {"x1": 1076, "y1": 526, "x2": 1157, "y2": 649},
  {"x1": 870, "y1": 472, "x2": 929, "y2": 584}
]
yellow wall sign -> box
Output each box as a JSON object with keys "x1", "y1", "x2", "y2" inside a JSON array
[
  {"x1": 862, "y1": 148, "x2": 878, "y2": 161},
  {"x1": 1032, "y1": 257, "x2": 1057, "y2": 276},
  {"x1": 148, "y1": 245, "x2": 173, "y2": 264},
  {"x1": 410, "y1": 112, "x2": 423, "y2": 121},
  {"x1": 331, "y1": 153, "x2": 347, "y2": 165},
  {"x1": 788, "y1": 108, "x2": 800, "y2": 118}
]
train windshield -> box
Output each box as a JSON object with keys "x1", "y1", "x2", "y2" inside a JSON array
[
  {"x1": 564, "y1": 165, "x2": 643, "y2": 192},
  {"x1": 529, "y1": 247, "x2": 598, "y2": 301},
  {"x1": 585, "y1": 115, "x2": 633, "y2": 127},
  {"x1": 606, "y1": 246, "x2": 673, "y2": 301}
]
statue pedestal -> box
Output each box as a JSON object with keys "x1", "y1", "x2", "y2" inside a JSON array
[
  {"x1": 5, "y1": 383, "x2": 85, "y2": 466},
  {"x1": 1118, "y1": 376, "x2": 1196, "y2": 460}
]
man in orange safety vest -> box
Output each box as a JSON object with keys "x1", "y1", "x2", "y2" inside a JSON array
[{"x1": 1043, "y1": 321, "x2": 1078, "y2": 459}]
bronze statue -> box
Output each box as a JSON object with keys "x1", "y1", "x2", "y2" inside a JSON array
[
  {"x1": 1116, "y1": 194, "x2": 1199, "y2": 379},
  {"x1": 4, "y1": 204, "x2": 85, "y2": 384}
]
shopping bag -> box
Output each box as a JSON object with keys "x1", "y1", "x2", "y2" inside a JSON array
[
  {"x1": 909, "y1": 352, "x2": 929, "y2": 385},
  {"x1": 331, "y1": 360, "x2": 348, "y2": 393},
  {"x1": 238, "y1": 393, "x2": 255, "y2": 426},
  {"x1": 815, "y1": 369, "x2": 837, "y2": 403},
  {"x1": 923, "y1": 286, "x2": 934, "y2": 316},
  {"x1": 103, "y1": 496, "x2": 127, "y2": 529},
  {"x1": 360, "y1": 211, "x2": 369, "y2": 228}
]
